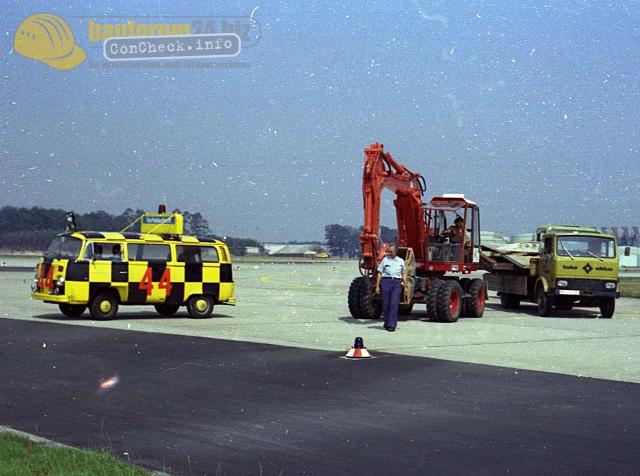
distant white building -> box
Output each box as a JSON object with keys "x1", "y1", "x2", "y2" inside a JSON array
[{"x1": 263, "y1": 243, "x2": 328, "y2": 258}]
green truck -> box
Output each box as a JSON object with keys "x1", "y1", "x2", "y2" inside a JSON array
[{"x1": 482, "y1": 225, "x2": 619, "y2": 318}]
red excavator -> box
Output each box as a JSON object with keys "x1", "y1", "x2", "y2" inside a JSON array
[{"x1": 348, "y1": 143, "x2": 485, "y2": 322}]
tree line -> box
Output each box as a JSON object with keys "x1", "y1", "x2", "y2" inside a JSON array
[
  {"x1": 0, "y1": 206, "x2": 263, "y2": 256},
  {"x1": 0, "y1": 206, "x2": 394, "y2": 258},
  {"x1": 324, "y1": 224, "x2": 397, "y2": 258}
]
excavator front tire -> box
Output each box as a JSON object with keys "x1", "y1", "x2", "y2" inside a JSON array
[
  {"x1": 348, "y1": 276, "x2": 382, "y2": 319},
  {"x1": 426, "y1": 280, "x2": 443, "y2": 321}
]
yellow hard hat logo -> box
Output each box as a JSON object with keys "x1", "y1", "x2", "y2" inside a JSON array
[{"x1": 14, "y1": 13, "x2": 86, "y2": 71}]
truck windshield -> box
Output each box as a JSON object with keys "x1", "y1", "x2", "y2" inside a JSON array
[
  {"x1": 44, "y1": 236, "x2": 83, "y2": 259},
  {"x1": 556, "y1": 236, "x2": 615, "y2": 258}
]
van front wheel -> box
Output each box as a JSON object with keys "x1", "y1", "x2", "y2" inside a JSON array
[
  {"x1": 59, "y1": 304, "x2": 86, "y2": 317},
  {"x1": 154, "y1": 304, "x2": 180, "y2": 316}
]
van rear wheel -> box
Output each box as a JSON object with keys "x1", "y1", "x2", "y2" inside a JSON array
[
  {"x1": 187, "y1": 295, "x2": 214, "y2": 319},
  {"x1": 154, "y1": 303, "x2": 180, "y2": 316},
  {"x1": 59, "y1": 304, "x2": 86, "y2": 317}
]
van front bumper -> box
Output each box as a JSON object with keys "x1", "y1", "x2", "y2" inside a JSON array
[{"x1": 32, "y1": 291, "x2": 71, "y2": 303}]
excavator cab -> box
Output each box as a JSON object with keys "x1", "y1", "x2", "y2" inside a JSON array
[{"x1": 425, "y1": 195, "x2": 480, "y2": 273}]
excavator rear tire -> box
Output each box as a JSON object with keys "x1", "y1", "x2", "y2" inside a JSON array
[
  {"x1": 348, "y1": 276, "x2": 381, "y2": 320},
  {"x1": 399, "y1": 304, "x2": 414, "y2": 315},
  {"x1": 436, "y1": 280, "x2": 463, "y2": 323}
]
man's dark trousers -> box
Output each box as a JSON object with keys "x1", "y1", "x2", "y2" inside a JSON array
[{"x1": 381, "y1": 278, "x2": 402, "y2": 329}]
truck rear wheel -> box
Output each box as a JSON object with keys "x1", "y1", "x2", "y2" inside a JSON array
[
  {"x1": 599, "y1": 298, "x2": 615, "y2": 319},
  {"x1": 536, "y1": 287, "x2": 553, "y2": 317},
  {"x1": 465, "y1": 278, "x2": 485, "y2": 318},
  {"x1": 436, "y1": 281, "x2": 463, "y2": 323},
  {"x1": 89, "y1": 292, "x2": 119, "y2": 321},
  {"x1": 348, "y1": 276, "x2": 381, "y2": 319},
  {"x1": 500, "y1": 293, "x2": 520, "y2": 309},
  {"x1": 59, "y1": 304, "x2": 86, "y2": 317}
]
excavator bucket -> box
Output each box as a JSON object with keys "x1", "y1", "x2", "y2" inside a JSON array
[{"x1": 397, "y1": 247, "x2": 416, "y2": 306}]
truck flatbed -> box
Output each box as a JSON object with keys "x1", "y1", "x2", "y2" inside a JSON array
[{"x1": 480, "y1": 243, "x2": 540, "y2": 274}]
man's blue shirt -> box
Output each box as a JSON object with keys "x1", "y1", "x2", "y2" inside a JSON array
[{"x1": 377, "y1": 256, "x2": 406, "y2": 278}]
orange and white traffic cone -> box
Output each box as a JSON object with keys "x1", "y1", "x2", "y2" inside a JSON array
[{"x1": 345, "y1": 336, "x2": 372, "y2": 359}]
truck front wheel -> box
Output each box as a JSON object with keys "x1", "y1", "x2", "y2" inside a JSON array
[
  {"x1": 465, "y1": 278, "x2": 485, "y2": 318},
  {"x1": 599, "y1": 298, "x2": 615, "y2": 319},
  {"x1": 536, "y1": 287, "x2": 553, "y2": 317}
]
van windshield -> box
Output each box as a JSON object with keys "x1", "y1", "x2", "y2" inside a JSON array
[
  {"x1": 44, "y1": 236, "x2": 83, "y2": 259},
  {"x1": 556, "y1": 236, "x2": 616, "y2": 258}
]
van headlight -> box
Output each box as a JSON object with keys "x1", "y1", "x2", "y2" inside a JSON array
[
  {"x1": 605, "y1": 282, "x2": 617, "y2": 290},
  {"x1": 557, "y1": 280, "x2": 568, "y2": 287},
  {"x1": 56, "y1": 277, "x2": 65, "y2": 287}
]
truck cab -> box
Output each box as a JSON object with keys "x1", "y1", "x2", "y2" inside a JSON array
[
  {"x1": 484, "y1": 225, "x2": 619, "y2": 318},
  {"x1": 533, "y1": 226, "x2": 619, "y2": 317}
]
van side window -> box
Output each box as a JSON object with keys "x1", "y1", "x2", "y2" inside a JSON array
[
  {"x1": 83, "y1": 242, "x2": 123, "y2": 261},
  {"x1": 128, "y1": 244, "x2": 171, "y2": 261},
  {"x1": 201, "y1": 246, "x2": 219, "y2": 263},
  {"x1": 176, "y1": 245, "x2": 219, "y2": 263}
]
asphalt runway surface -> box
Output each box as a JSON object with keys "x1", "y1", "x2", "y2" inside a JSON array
[{"x1": 2, "y1": 318, "x2": 640, "y2": 475}]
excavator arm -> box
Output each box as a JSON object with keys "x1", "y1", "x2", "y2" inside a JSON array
[{"x1": 360, "y1": 143, "x2": 427, "y2": 272}]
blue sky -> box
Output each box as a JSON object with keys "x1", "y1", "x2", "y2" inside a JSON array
[{"x1": 2, "y1": 1, "x2": 639, "y2": 241}]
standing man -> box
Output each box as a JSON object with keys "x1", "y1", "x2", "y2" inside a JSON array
[{"x1": 375, "y1": 245, "x2": 407, "y2": 332}]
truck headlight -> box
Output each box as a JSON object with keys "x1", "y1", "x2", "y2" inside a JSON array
[
  {"x1": 557, "y1": 280, "x2": 568, "y2": 287},
  {"x1": 56, "y1": 277, "x2": 65, "y2": 287},
  {"x1": 605, "y1": 282, "x2": 617, "y2": 290}
]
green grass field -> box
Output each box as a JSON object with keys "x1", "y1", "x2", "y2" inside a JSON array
[
  {"x1": 620, "y1": 277, "x2": 640, "y2": 298},
  {"x1": 0, "y1": 432, "x2": 150, "y2": 476}
]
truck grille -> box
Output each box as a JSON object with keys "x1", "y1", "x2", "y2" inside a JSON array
[{"x1": 562, "y1": 279, "x2": 608, "y2": 292}]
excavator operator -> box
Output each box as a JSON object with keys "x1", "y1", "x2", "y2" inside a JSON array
[{"x1": 442, "y1": 216, "x2": 465, "y2": 243}]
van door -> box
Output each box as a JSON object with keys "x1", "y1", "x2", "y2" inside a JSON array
[
  {"x1": 127, "y1": 243, "x2": 172, "y2": 304},
  {"x1": 84, "y1": 242, "x2": 127, "y2": 300},
  {"x1": 176, "y1": 245, "x2": 220, "y2": 303}
]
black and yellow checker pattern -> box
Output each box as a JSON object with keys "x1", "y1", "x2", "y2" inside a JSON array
[{"x1": 33, "y1": 231, "x2": 235, "y2": 307}]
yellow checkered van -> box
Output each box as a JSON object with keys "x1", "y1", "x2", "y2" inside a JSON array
[{"x1": 31, "y1": 210, "x2": 235, "y2": 320}]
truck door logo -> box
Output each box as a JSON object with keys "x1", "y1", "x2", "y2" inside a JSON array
[{"x1": 583, "y1": 263, "x2": 593, "y2": 274}]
